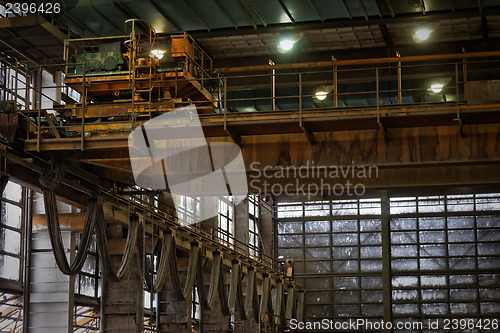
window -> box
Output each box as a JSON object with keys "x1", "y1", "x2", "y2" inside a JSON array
[
  {"x1": 217, "y1": 196, "x2": 234, "y2": 247},
  {"x1": 248, "y1": 195, "x2": 260, "y2": 258},
  {"x1": 192, "y1": 287, "x2": 200, "y2": 328},
  {"x1": 74, "y1": 234, "x2": 100, "y2": 299},
  {"x1": 276, "y1": 193, "x2": 500, "y2": 331},
  {"x1": 0, "y1": 182, "x2": 25, "y2": 282},
  {"x1": 176, "y1": 194, "x2": 200, "y2": 226}
]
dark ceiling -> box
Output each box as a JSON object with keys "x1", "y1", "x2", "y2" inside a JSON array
[{"x1": 0, "y1": 0, "x2": 500, "y2": 68}]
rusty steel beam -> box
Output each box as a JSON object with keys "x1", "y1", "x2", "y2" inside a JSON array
[
  {"x1": 22, "y1": 122, "x2": 500, "y2": 193},
  {"x1": 216, "y1": 50, "x2": 500, "y2": 73}
]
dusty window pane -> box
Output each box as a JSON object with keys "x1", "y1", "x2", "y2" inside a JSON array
[
  {"x1": 277, "y1": 221, "x2": 302, "y2": 234},
  {"x1": 305, "y1": 234, "x2": 329, "y2": 246},
  {"x1": 420, "y1": 258, "x2": 446, "y2": 270},
  {"x1": 305, "y1": 261, "x2": 331, "y2": 273},
  {"x1": 421, "y1": 275, "x2": 447, "y2": 287},
  {"x1": 392, "y1": 259, "x2": 418, "y2": 271},
  {"x1": 422, "y1": 303, "x2": 448, "y2": 315},
  {"x1": 332, "y1": 260, "x2": 359, "y2": 272},
  {"x1": 392, "y1": 245, "x2": 418, "y2": 257},
  {"x1": 449, "y1": 257, "x2": 477, "y2": 270},
  {"x1": 304, "y1": 221, "x2": 329, "y2": 233},
  {"x1": 334, "y1": 290, "x2": 359, "y2": 303},
  {"x1": 278, "y1": 234, "x2": 302, "y2": 247},
  {"x1": 360, "y1": 246, "x2": 382, "y2": 258},
  {"x1": 421, "y1": 289, "x2": 448, "y2": 301},
  {"x1": 419, "y1": 231, "x2": 446, "y2": 243},
  {"x1": 392, "y1": 276, "x2": 418, "y2": 288},
  {"x1": 448, "y1": 243, "x2": 475, "y2": 256},
  {"x1": 391, "y1": 231, "x2": 417, "y2": 244},
  {"x1": 1, "y1": 203, "x2": 21, "y2": 229},
  {"x1": 476, "y1": 215, "x2": 500, "y2": 228},
  {"x1": 333, "y1": 247, "x2": 358, "y2": 259},
  {"x1": 332, "y1": 233, "x2": 358, "y2": 246},
  {"x1": 447, "y1": 216, "x2": 475, "y2": 229},
  {"x1": 392, "y1": 303, "x2": 419, "y2": 315},
  {"x1": 448, "y1": 229, "x2": 475, "y2": 242},
  {"x1": 420, "y1": 244, "x2": 446, "y2": 257},
  {"x1": 359, "y1": 219, "x2": 381, "y2": 231},
  {"x1": 450, "y1": 302, "x2": 478, "y2": 314},
  {"x1": 0, "y1": 255, "x2": 20, "y2": 281},
  {"x1": 333, "y1": 276, "x2": 358, "y2": 289},
  {"x1": 0, "y1": 229, "x2": 21, "y2": 255},
  {"x1": 332, "y1": 220, "x2": 357, "y2": 232},
  {"x1": 361, "y1": 276, "x2": 383, "y2": 289},
  {"x1": 392, "y1": 289, "x2": 418, "y2": 301},
  {"x1": 391, "y1": 218, "x2": 417, "y2": 230},
  {"x1": 419, "y1": 217, "x2": 445, "y2": 230},
  {"x1": 305, "y1": 248, "x2": 330, "y2": 259},
  {"x1": 2, "y1": 182, "x2": 22, "y2": 203},
  {"x1": 360, "y1": 232, "x2": 381, "y2": 245},
  {"x1": 449, "y1": 274, "x2": 476, "y2": 287},
  {"x1": 361, "y1": 259, "x2": 382, "y2": 272}
]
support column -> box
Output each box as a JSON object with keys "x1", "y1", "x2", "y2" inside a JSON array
[
  {"x1": 103, "y1": 223, "x2": 143, "y2": 333},
  {"x1": 381, "y1": 191, "x2": 392, "y2": 333},
  {"x1": 259, "y1": 200, "x2": 274, "y2": 259},
  {"x1": 234, "y1": 200, "x2": 249, "y2": 255},
  {"x1": 157, "y1": 256, "x2": 192, "y2": 333}
]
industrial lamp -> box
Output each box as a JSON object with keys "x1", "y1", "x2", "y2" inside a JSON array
[{"x1": 412, "y1": 22, "x2": 439, "y2": 43}]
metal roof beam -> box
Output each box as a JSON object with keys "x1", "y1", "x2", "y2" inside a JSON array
[
  {"x1": 191, "y1": 7, "x2": 500, "y2": 39},
  {"x1": 358, "y1": 0, "x2": 369, "y2": 20},
  {"x1": 212, "y1": 0, "x2": 239, "y2": 29},
  {"x1": 181, "y1": 0, "x2": 211, "y2": 31},
  {"x1": 277, "y1": 0, "x2": 295, "y2": 24},
  {"x1": 148, "y1": 0, "x2": 181, "y2": 31},
  {"x1": 310, "y1": 0, "x2": 324, "y2": 22},
  {"x1": 234, "y1": 0, "x2": 257, "y2": 29}
]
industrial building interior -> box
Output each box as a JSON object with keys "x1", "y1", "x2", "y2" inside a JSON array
[{"x1": 0, "y1": 0, "x2": 499, "y2": 332}]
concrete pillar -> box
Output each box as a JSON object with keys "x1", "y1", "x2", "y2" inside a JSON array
[
  {"x1": 157, "y1": 256, "x2": 192, "y2": 333},
  {"x1": 103, "y1": 223, "x2": 143, "y2": 333},
  {"x1": 234, "y1": 200, "x2": 249, "y2": 255},
  {"x1": 201, "y1": 299, "x2": 230, "y2": 333},
  {"x1": 259, "y1": 200, "x2": 274, "y2": 259}
]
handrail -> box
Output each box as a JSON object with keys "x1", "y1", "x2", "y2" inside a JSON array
[{"x1": 216, "y1": 50, "x2": 500, "y2": 73}]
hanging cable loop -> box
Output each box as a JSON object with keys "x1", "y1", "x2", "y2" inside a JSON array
[
  {"x1": 196, "y1": 251, "x2": 222, "y2": 310},
  {"x1": 169, "y1": 240, "x2": 200, "y2": 300},
  {"x1": 40, "y1": 169, "x2": 98, "y2": 276},
  {"x1": 95, "y1": 200, "x2": 140, "y2": 281}
]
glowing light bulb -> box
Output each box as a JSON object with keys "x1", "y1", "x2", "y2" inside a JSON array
[
  {"x1": 151, "y1": 49, "x2": 165, "y2": 59},
  {"x1": 279, "y1": 39, "x2": 295, "y2": 51},
  {"x1": 430, "y1": 83, "x2": 444, "y2": 93},
  {"x1": 315, "y1": 91, "x2": 328, "y2": 101},
  {"x1": 414, "y1": 28, "x2": 431, "y2": 41}
]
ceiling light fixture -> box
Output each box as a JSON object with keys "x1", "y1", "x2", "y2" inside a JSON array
[
  {"x1": 315, "y1": 91, "x2": 328, "y2": 101},
  {"x1": 430, "y1": 83, "x2": 444, "y2": 93},
  {"x1": 414, "y1": 28, "x2": 431, "y2": 41},
  {"x1": 278, "y1": 38, "x2": 295, "y2": 52},
  {"x1": 151, "y1": 49, "x2": 165, "y2": 59}
]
